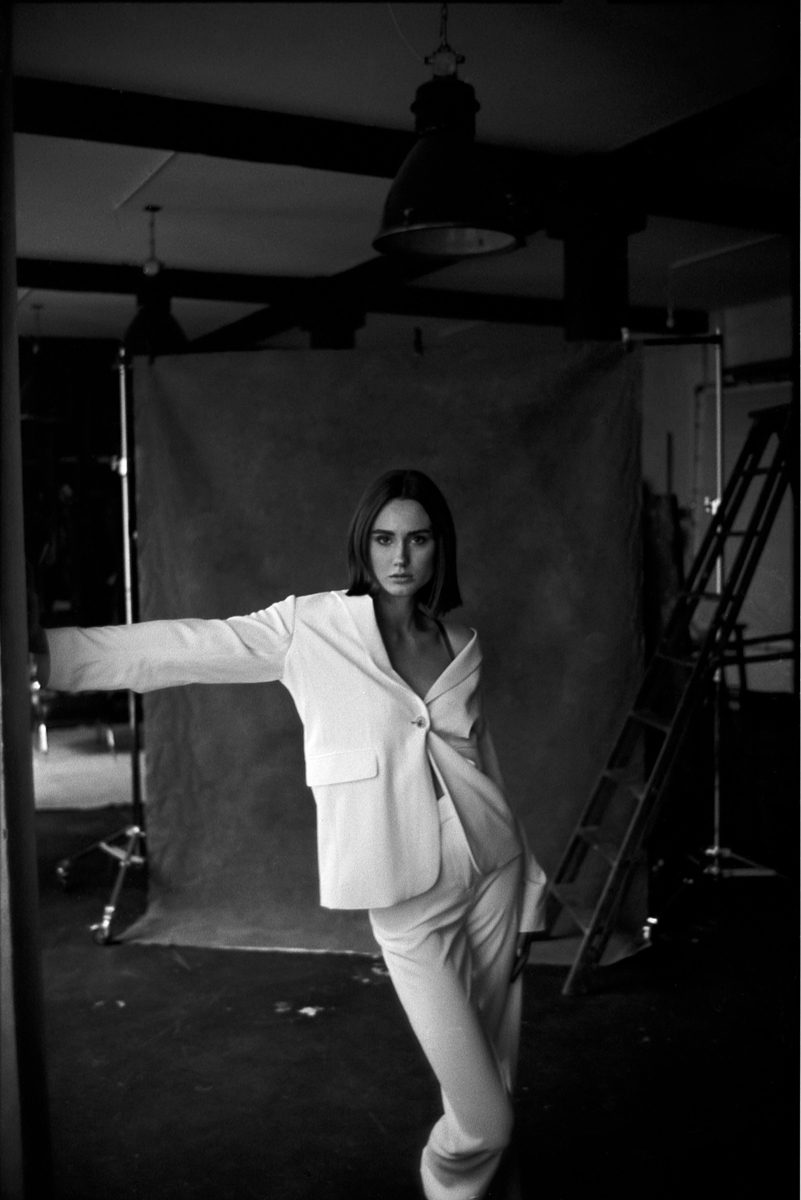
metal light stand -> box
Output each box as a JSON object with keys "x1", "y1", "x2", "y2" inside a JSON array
[
  {"x1": 698, "y1": 336, "x2": 776, "y2": 882},
  {"x1": 627, "y1": 328, "x2": 777, "y2": 883},
  {"x1": 620, "y1": 328, "x2": 778, "y2": 937},
  {"x1": 55, "y1": 347, "x2": 147, "y2": 942}
]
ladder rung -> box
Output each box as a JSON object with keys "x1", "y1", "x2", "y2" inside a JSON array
[
  {"x1": 631, "y1": 710, "x2": 671, "y2": 733},
  {"x1": 601, "y1": 769, "x2": 649, "y2": 805},
  {"x1": 549, "y1": 884, "x2": 595, "y2": 934},
  {"x1": 603, "y1": 767, "x2": 644, "y2": 786},
  {"x1": 653, "y1": 651, "x2": 696, "y2": 669},
  {"x1": 576, "y1": 826, "x2": 621, "y2": 865}
]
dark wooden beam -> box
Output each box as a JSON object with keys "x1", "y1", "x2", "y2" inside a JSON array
[
  {"x1": 11, "y1": 75, "x2": 561, "y2": 201},
  {"x1": 17, "y1": 255, "x2": 707, "y2": 343},
  {"x1": 12, "y1": 75, "x2": 791, "y2": 346},
  {"x1": 11, "y1": 77, "x2": 548, "y2": 234},
  {"x1": 16, "y1": 255, "x2": 446, "y2": 311},
  {"x1": 610, "y1": 76, "x2": 797, "y2": 235},
  {"x1": 12, "y1": 76, "x2": 413, "y2": 177},
  {"x1": 12, "y1": 75, "x2": 794, "y2": 234},
  {"x1": 190, "y1": 294, "x2": 706, "y2": 349},
  {"x1": 17, "y1": 257, "x2": 294, "y2": 303}
]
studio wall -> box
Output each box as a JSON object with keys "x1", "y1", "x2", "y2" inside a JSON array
[{"x1": 124, "y1": 327, "x2": 644, "y2": 954}]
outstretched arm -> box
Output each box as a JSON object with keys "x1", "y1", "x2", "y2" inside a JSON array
[{"x1": 36, "y1": 597, "x2": 297, "y2": 695}]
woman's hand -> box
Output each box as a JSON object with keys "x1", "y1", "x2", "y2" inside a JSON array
[{"x1": 511, "y1": 932, "x2": 535, "y2": 982}]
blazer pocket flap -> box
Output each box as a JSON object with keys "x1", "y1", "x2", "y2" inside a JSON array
[{"x1": 305, "y1": 749, "x2": 378, "y2": 788}]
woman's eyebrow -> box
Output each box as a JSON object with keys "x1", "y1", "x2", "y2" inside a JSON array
[{"x1": 371, "y1": 527, "x2": 432, "y2": 535}]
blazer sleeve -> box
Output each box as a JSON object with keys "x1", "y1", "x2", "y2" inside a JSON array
[
  {"x1": 46, "y1": 596, "x2": 296, "y2": 695},
  {"x1": 477, "y1": 711, "x2": 548, "y2": 933}
]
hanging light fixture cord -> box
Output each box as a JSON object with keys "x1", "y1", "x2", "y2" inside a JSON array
[
  {"x1": 437, "y1": 3, "x2": 449, "y2": 51},
  {"x1": 373, "y1": 0, "x2": 523, "y2": 257},
  {"x1": 426, "y1": 2, "x2": 464, "y2": 75},
  {"x1": 143, "y1": 205, "x2": 162, "y2": 277},
  {"x1": 386, "y1": 3, "x2": 425, "y2": 62}
]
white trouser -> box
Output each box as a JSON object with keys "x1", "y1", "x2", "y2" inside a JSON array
[{"x1": 369, "y1": 790, "x2": 525, "y2": 1200}]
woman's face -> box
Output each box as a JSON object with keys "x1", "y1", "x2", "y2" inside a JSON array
[{"x1": 368, "y1": 499, "x2": 436, "y2": 599}]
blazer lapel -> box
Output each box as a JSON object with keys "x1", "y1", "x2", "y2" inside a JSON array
[
  {"x1": 333, "y1": 591, "x2": 480, "y2": 702},
  {"x1": 424, "y1": 630, "x2": 480, "y2": 703},
  {"x1": 333, "y1": 591, "x2": 403, "y2": 686}
]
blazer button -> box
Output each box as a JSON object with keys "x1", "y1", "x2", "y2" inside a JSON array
[{"x1": 412, "y1": 716, "x2": 427, "y2": 728}]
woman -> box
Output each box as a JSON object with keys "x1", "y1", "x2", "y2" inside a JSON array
[{"x1": 37, "y1": 468, "x2": 546, "y2": 1200}]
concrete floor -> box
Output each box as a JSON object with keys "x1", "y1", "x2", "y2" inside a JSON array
[
  {"x1": 32, "y1": 801, "x2": 798, "y2": 1200},
  {"x1": 32, "y1": 722, "x2": 137, "y2": 811}
]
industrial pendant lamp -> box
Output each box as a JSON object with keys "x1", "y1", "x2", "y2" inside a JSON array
[
  {"x1": 373, "y1": 3, "x2": 524, "y2": 258},
  {"x1": 124, "y1": 205, "x2": 188, "y2": 357}
]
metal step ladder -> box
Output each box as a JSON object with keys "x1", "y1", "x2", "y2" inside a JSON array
[{"x1": 545, "y1": 403, "x2": 794, "y2": 995}]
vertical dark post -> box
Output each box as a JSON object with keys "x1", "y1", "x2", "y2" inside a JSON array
[
  {"x1": 303, "y1": 284, "x2": 363, "y2": 348},
  {"x1": 548, "y1": 157, "x2": 646, "y2": 342},
  {"x1": 0, "y1": 5, "x2": 54, "y2": 1196},
  {"x1": 561, "y1": 228, "x2": 631, "y2": 341},
  {"x1": 792, "y1": 285, "x2": 799, "y2": 702}
]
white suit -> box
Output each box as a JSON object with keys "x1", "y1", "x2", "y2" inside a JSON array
[
  {"x1": 47, "y1": 589, "x2": 546, "y2": 924},
  {"x1": 47, "y1": 589, "x2": 546, "y2": 1199}
]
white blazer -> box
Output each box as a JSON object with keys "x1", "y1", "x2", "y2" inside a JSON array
[{"x1": 47, "y1": 590, "x2": 546, "y2": 925}]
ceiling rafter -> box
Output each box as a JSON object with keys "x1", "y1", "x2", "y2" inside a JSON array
[
  {"x1": 17, "y1": 255, "x2": 707, "y2": 345},
  {"x1": 12, "y1": 72, "x2": 555, "y2": 217},
  {"x1": 17, "y1": 258, "x2": 301, "y2": 304},
  {"x1": 13, "y1": 74, "x2": 791, "y2": 345},
  {"x1": 611, "y1": 76, "x2": 796, "y2": 235},
  {"x1": 12, "y1": 76, "x2": 417, "y2": 177},
  {"x1": 13, "y1": 75, "x2": 794, "y2": 235}
]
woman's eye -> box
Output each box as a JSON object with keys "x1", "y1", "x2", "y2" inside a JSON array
[
  {"x1": 373, "y1": 534, "x2": 392, "y2": 545},
  {"x1": 412, "y1": 535, "x2": 431, "y2": 545}
]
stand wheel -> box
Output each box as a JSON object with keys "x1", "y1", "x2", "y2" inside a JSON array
[
  {"x1": 55, "y1": 860, "x2": 71, "y2": 889},
  {"x1": 91, "y1": 924, "x2": 112, "y2": 946}
]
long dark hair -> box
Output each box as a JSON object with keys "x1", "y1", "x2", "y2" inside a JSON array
[{"x1": 346, "y1": 469, "x2": 462, "y2": 615}]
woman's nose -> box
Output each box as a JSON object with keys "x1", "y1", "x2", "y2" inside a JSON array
[{"x1": 393, "y1": 543, "x2": 408, "y2": 564}]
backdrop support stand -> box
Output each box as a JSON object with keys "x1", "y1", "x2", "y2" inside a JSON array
[
  {"x1": 55, "y1": 348, "x2": 147, "y2": 942},
  {"x1": 697, "y1": 335, "x2": 778, "y2": 883},
  {"x1": 623, "y1": 329, "x2": 778, "y2": 894}
]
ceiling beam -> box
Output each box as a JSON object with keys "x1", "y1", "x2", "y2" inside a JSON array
[
  {"x1": 17, "y1": 257, "x2": 296, "y2": 303},
  {"x1": 188, "y1": 294, "x2": 706, "y2": 349},
  {"x1": 611, "y1": 77, "x2": 796, "y2": 235},
  {"x1": 13, "y1": 75, "x2": 794, "y2": 234},
  {"x1": 17, "y1": 255, "x2": 707, "y2": 340},
  {"x1": 12, "y1": 75, "x2": 563, "y2": 197},
  {"x1": 12, "y1": 76, "x2": 414, "y2": 177},
  {"x1": 16, "y1": 251, "x2": 444, "y2": 305}
]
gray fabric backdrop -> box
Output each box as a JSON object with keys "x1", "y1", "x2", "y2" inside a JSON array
[{"x1": 123, "y1": 327, "x2": 644, "y2": 955}]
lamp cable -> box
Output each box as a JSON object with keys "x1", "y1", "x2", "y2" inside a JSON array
[{"x1": 386, "y1": 3, "x2": 425, "y2": 62}]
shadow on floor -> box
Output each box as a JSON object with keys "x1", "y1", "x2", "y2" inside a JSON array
[{"x1": 35, "y1": 805, "x2": 798, "y2": 1200}]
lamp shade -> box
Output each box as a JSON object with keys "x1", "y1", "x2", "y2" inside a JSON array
[
  {"x1": 124, "y1": 277, "x2": 188, "y2": 358},
  {"x1": 373, "y1": 74, "x2": 524, "y2": 258}
]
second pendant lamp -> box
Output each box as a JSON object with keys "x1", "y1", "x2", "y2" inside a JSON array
[{"x1": 124, "y1": 205, "x2": 188, "y2": 358}]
